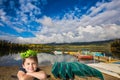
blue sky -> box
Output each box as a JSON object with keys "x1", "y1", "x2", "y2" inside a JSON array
[{"x1": 0, "y1": 0, "x2": 120, "y2": 44}]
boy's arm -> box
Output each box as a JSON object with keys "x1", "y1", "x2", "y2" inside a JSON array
[
  {"x1": 17, "y1": 71, "x2": 34, "y2": 80},
  {"x1": 27, "y1": 71, "x2": 47, "y2": 80}
]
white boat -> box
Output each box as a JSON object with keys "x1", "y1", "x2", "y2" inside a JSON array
[{"x1": 53, "y1": 51, "x2": 63, "y2": 55}]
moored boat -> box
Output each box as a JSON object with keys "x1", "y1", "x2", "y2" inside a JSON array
[
  {"x1": 80, "y1": 55, "x2": 93, "y2": 60},
  {"x1": 78, "y1": 55, "x2": 93, "y2": 60},
  {"x1": 53, "y1": 51, "x2": 63, "y2": 55},
  {"x1": 74, "y1": 54, "x2": 93, "y2": 60}
]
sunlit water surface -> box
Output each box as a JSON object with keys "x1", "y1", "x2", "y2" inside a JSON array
[
  {"x1": 0, "y1": 53, "x2": 78, "y2": 66},
  {"x1": 0, "y1": 53, "x2": 99, "y2": 66}
]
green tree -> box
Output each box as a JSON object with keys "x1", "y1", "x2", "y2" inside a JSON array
[{"x1": 111, "y1": 39, "x2": 120, "y2": 58}]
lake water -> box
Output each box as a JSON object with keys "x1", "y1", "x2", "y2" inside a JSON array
[
  {"x1": 0, "y1": 53, "x2": 78, "y2": 66},
  {"x1": 0, "y1": 53, "x2": 99, "y2": 66}
]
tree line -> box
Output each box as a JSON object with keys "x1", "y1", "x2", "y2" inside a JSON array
[
  {"x1": 0, "y1": 40, "x2": 28, "y2": 56},
  {"x1": 0, "y1": 39, "x2": 120, "y2": 59},
  {"x1": 111, "y1": 39, "x2": 120, "y2": 58}
]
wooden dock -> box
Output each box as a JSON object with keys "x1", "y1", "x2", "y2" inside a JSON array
[
  {"x1": 94, "y1": 56, "x2": 120, "y2": 63},
  {"x1": 88, "y1": 63, "x2": 120, "y2": 79}
]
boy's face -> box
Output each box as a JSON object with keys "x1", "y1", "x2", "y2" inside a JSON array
[{"x1": 22, "y1": 58, "x2": 38, "y2": 73}]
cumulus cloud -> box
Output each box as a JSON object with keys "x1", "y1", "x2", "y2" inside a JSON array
[
  {"x1": 80, "y1": 0, "x2": 120, "y2": 26},
  {"x1": 0, "y1": 0, "x2": 120, "y2": 43}
]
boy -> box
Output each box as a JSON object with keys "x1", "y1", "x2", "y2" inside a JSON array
[{"x1": 17, "y1": 50, "x2": 47, "y2": 80}]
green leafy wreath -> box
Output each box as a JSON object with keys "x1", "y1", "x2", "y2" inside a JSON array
[{"x1": 20, "y1": 50, "x2": 37, "y2": 58}]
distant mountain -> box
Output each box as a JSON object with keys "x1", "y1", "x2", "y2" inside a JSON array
[{"x1": 46, "y1": 39, "x2": 117, "y2": 45}]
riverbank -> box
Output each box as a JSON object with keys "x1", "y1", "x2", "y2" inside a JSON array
[{"x1": 0, "y1": 65, "x2": 120, "y2": 80}]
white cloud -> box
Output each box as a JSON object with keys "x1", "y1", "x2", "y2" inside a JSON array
[
  {"x1": 0, "y1": 33, "x2": 18, "y2": 42},
  {"x1": 30, "y1": 17, "x2": 120, "y2": 43},
  {"x1": 0, "y1": 9, "x2": 7, "y2": 22},
  {"x1": 0, "y1": 23, "x2": 4, "y2": 27},
  {"x1": 0, "y1": 0, "x2": 120, "y2": 44},
  {"x1": 18, "y1": 0, "x2": 41, "y2": 22},
  {"x1": 12, "y1": 26, "x2": 25, "y2": 33},
  {"x1": 29, "y1": 0, "x2": 120, "y2": 43},
  {"x1": 79, "y1": 0, "x2": 120, "y2": 26},
  {"x1": 37, "y1": 16, "x2": 53, "y2": 27}
]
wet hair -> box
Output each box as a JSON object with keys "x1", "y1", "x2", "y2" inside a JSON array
[{"x1": 22, "y1": 56, "x2": 38, "y2": 65}]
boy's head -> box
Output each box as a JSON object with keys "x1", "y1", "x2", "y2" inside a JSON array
[
  {"x1": 20, "y1": 50, "x2": 38, "y2": 72},
  {"x1": 22, "y1": 56, "x2": 38, "y2": 64}
]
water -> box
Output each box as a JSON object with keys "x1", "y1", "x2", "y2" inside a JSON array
[
  {"x1": 0, "y1": 53, "x2": 78, "y2": 66},
  {"x1": 0, "y1": 53, "x2": 100, "y2": 66},
  {"x1": 112, "y1": 61, "x2": 120, "y2": 64}
]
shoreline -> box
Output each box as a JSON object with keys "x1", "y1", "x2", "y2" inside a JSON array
[{"x1": 0, "y1": 65, "x2": 120, "y2": 80}]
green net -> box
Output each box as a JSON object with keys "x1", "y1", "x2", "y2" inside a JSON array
[{"x1": 52, "y1": 62, "x2": 104, "y2": 80}]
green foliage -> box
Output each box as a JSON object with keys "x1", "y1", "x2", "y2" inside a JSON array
[
  {"x1": 0, "y1": 40, "x2": 29, "y2": 56},
  {"x1": 20, "y1": 50, "x2": 37, "y2": 58},
  {"x1": 111, "y1": 39, "x2": 120, "y2": 58},
  {"x1": 1, "y1": 39, "x2": 120, "y2": 59}
]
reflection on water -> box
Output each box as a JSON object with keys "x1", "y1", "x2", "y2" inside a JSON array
[
  {"x1": 37, "y1": 53, "x2": 78, "y2": 66},
  {"x1": 0, "y1": 53, "x2": 100, "y2": 66},
  {"x1": 0, "y1": 53, "x2": 78, "y2": 66},
  {"x1": 0, "y1": 53, "x2": 21, "y2": 66}
]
